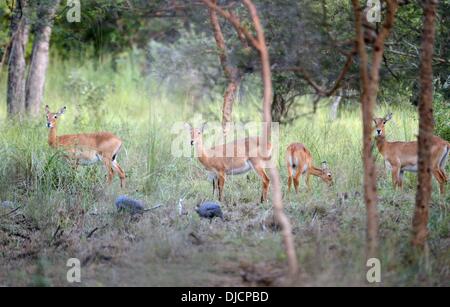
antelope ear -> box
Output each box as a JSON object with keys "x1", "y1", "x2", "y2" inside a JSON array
[
  {"x1": 45, "y1": 105, "x2": 50, "y2": 114},
  {"x1": 201, "y1": 122, "x2": 207, "y2": 132},
  {"x1": 321, "y1": 161, "x2": 328, "y2": 171},
  {"x1": 385, "y1": 113, "x2": 393, "y2": 122},
  {"x1": 184, "y1": 123, "x2": 192, "y2": 131},
  {"x1": 59, "y1": 106, "x2": 67, "y2": 115}
]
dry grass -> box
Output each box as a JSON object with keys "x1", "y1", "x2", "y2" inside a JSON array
[{"x1": 0, "y1": 56, "x2": 449, "y2": 287}]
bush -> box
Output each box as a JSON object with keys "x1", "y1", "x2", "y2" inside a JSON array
[
  {"x1": 65, "y1": 73, "x2": 108, "y2": 126},
  {"x1": 434, "y1": 95, "x2": 450, "y2": 141}
]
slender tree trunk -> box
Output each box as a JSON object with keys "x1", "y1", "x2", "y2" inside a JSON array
[
  {"x1": 330, "y1": 93, "x2": 342, "y2": 121},
  {"x1": 201, "y1": 0, "x2": 299, "y2": 279},
  {"x1": 242, "y1": 0, "x2": 298, "y2": 278},
  {"x1": 207, "y1": 0, "x2": 241, "y2": 135},
  {"x1": 25, "y1": 0, "x2": 60, "y2": 116},
  {"x1": 222, "y1": 77, "x2": 240, "y2": 129},
  {"x1": 412, "y1": 0, "x2": 438, "y2": 248},
  {"x1": 7, "y1": 0, "x2": 30, "y2": 116},
  {"x1": 352, "y1": 0, "x2": 397, "y2": 259}
]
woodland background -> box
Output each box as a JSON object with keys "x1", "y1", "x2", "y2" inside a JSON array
[{"x1": 0, "y1": 0, "x2": 448, "y2": 286}]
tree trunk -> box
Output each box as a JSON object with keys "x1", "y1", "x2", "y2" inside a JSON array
[
  {"x1": 352, "y1": 0, "x2": 397, "y2": 259},
  {"x1": 329, "y1": 93, "x2": 342, "y2": 121},
  {"x1": 242, "y1": 0, "x2": 299, "y2": 278},
  {"x1": 412, "y1": 0, "x2": 438, "y2": 248},
  {"x1": 271, "y1": 92, "x2": 285, "y2": 123},
  {"x1": 25, "y1": 0, "x2": 60, "y2": 116},
  {"x1": 222, "y1": 77, "x2": 240, "y2": 128},
  {"x1": 7, "y1": 0, "x2": 30, "y2": 116},
  {"x1": 207, "y1": 0, "x2": 241, "y2": 135},
  {"x1": 202, "y1": 0, "x2": 299, "y2": 279}
]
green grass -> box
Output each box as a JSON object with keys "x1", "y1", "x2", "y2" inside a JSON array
[{"x1": 0, "y1": 56, "x2": 448, "y2": 286}]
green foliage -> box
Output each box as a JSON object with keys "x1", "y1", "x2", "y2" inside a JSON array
[
  {"x1": 0, "y1": 1, "x2": 12, "y2": 60},
  {"x1": 65, "y1": 73, "x2": 108, "y2": 126},
  {"x1": 147, "y1": 29, "x2": 221, "y2": 101},
  {"x1": 1, "y1": 0, "x2": 450, "y2": 287},
  {"x1": 1, "y1": 55, "x2": 449, "y2": 286},
  {"x1": 434, "y1": 94, "x2": 450, "y2": 141},
  {"x1": 51, "y1": 0, "x2": 181, "y2": 59}
]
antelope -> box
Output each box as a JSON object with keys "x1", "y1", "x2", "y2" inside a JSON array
[
  {"x1": 45, "y1": 105, "x2": 126, "y2": 187},
  {"x1": 374, "y1": 113, "x2": 449, "y2": 194},
  {"x1": 185, "y1": 123, "x2": 271, "y2": 202},
  {"x1": 286, "y1": 143, "x2": 333, "y2": 193}
]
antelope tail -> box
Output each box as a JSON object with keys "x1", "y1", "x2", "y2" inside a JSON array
[{"x1": 288, "y1": 148, "x2": 298, "y2": 176}]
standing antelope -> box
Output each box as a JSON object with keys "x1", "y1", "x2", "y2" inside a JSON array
[
  {"x1": 45, "y1": 105, "x2": 126, "y2": 187},
  {"x1": 374, "y1": 113, "x2": 449, "y2": 194},
  {"x1": 186, "y1": 123, "x2": 271, "y2": 202},
  {"x1": 286, "y1": 143, "x2": 333, "y2": 193}
]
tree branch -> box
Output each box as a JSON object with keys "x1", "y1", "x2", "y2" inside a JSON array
[
  {"x1": 201, "y1": 0, "x2": 261, "y2": 50},
  {"x1": 276, "y1": 48, "x2": 355, "y2": 97},
  {"x1": 202, "y1": 0, "x2": 299, "y2": 280}
]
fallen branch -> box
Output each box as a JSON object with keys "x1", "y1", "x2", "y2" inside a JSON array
[
  {"x1": 52, "y1": 225, "x2": 62, "y2": 241},
  {"x1": 86, "y1": 227, "x2": 99, "y2": 239},
  {"x1": 0, "y1": 205, "x2": 22, "y2": 218},
  {"x1": 144, "y1": 204, "x2": 162, "y2": 212}
]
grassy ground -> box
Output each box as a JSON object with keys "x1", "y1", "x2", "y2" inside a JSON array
[{"x1": 0, "y1": 56, "x2": 448, "y2": 286}]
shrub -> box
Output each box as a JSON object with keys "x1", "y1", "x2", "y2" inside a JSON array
[{"x1": 434, "y1": 94, "x2": 450, "y2": 141}]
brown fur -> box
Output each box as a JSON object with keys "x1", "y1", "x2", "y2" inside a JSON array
[
  {"x1": 374, "y1": 114, "x2": 449, "y2": 194},
  {"x1": 187, "y1": 124, "x2": 271, "y2": 203},
  {"x1": 285, "y1": 143, "x2": 332, "y2": 194},
  {"x1": 46, "y1": 105, "x2": 126, "y2": 187}
]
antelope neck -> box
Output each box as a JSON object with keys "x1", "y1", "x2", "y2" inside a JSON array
[
  {"x1": 375, "y1": 135, "x2": 387, "y2": 156},
  {"x1": 310, "y1": 166, "x2": 324, "y2": 177},
  {"x1": 195, "y1": 139, "x2": 209, "y2": 164},
  {"x1": 48, "y1": 124, "x2": 58, "y2": 148}
]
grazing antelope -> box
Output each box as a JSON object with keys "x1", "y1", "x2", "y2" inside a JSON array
[
  {"x1": 374, "y1": 113, "x2": 449, "y2": 194},
  {"x1": 45, "y1": 105, "x2": 126, "y2": 187},
  {"x1": 286, "y1": 143, "x2": 333, "y2": 193},
  {"x1": 186, "y1": 123, "x2": 271, "y2": 202}
]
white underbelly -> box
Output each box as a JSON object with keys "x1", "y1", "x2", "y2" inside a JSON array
[
  {"x1": 385, "y1": 160, "x2": 392, "y2": 170},
  {"x1": 439, "y1": 147, "x2": 449, "y2": 169},
  {"x1": 226, "y1": 161, "x2": 253, "y2": 176},
  {"x1": 207, "y1": 171, "x2": 217, "y2": 181},
  {"x1": 291, "y1": 164, "x2": 308, "y2": 176},
  {"x1": 78, "y1": 154, "x2": 102, "y2": 165},
  {"x1": 386, "y1": 160, "x2": 418, "y2": 173},
  {"x1": 401, "y1": 165, "x2": 418, "y2": 172}
]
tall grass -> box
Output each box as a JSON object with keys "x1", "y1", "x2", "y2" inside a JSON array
[{"x1": 0, "y1": 55, "x2": 448, "y2": 286}]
